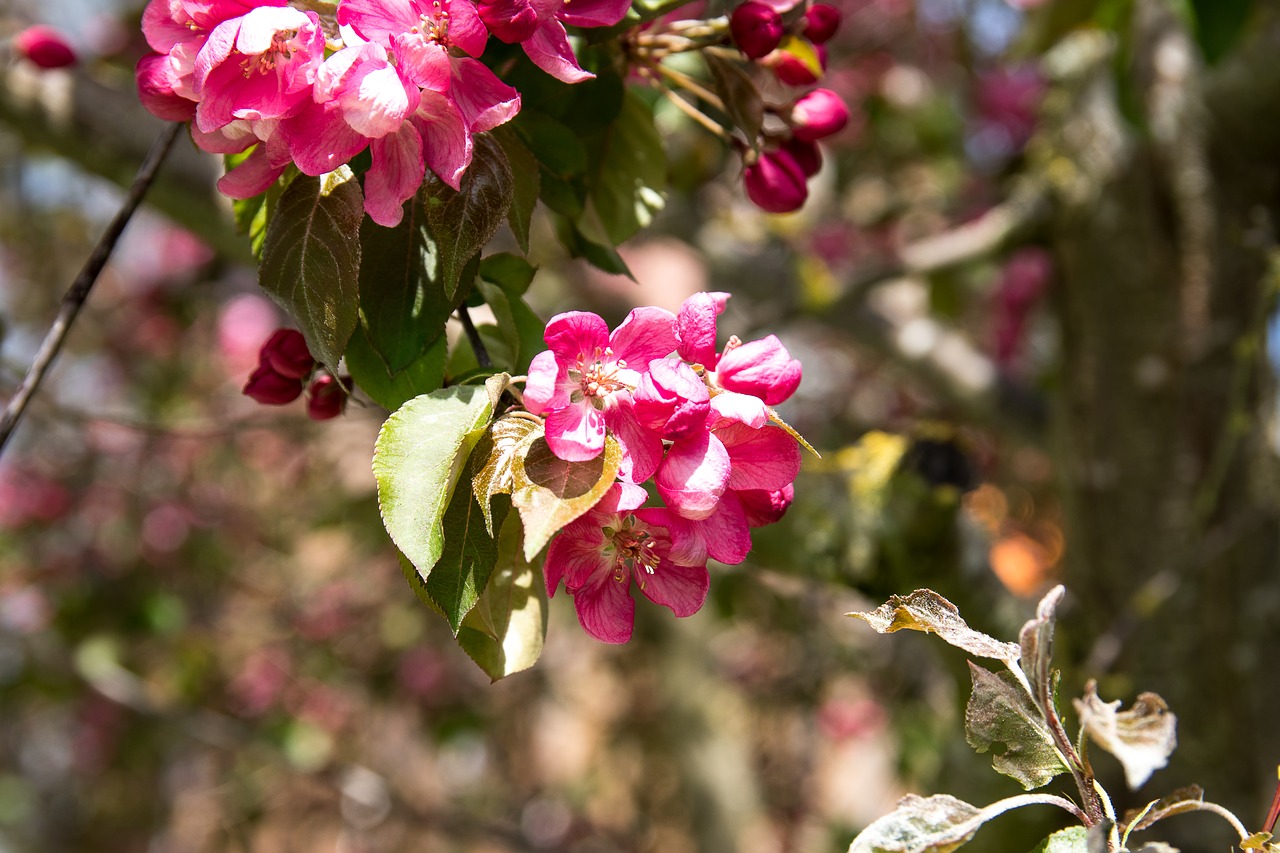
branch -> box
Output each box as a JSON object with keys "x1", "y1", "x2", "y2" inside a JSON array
[
  {"x1": 0, "y1": 122, "x2": 182, "y2": 458},
  {"x1": 457, "y1": 306, "x2": 492, "y2": 369}
]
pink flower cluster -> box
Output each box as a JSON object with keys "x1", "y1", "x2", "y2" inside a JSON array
[
  {"x1": 135, "y1": 0, "x2": 629, "y2": 226},
  {"x1": 528, "y1": 293, "x2": 804, "y2": 643}
]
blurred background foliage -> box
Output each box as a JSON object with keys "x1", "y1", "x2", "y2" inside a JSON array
[{"x1": 3, "y1": 0, "x2": 1280, "y2": 850}]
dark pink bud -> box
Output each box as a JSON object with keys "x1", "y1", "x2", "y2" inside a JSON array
[
  {"x1": 789, "y1": 88, "x2": 850, "y2": 141},
  {"x1": 730, "y1": 2, "x2": 784, "y2": 60},
  {"x1": 244, "y1": 364, "x2": 304, "y2": 405},
  {"x1": 737, "y1": 484, "x2": 794, "y2": 527},
  {"x1": 743, "y1": 149, "x2": 808, "y2": 214},
  {"x1": 771, "y1": 42, "x2": 827, "y2": 86},
  {"x1": 782, "y1": 137, "x2": 822, "y2": 177},
  {"x1": 260, "y1": 329, "x2": 315, "y2": 380},
  {"x1": 803, "y1": 4, "x2": 841, "y2": 43},
  {"x1": 306, "y1": 374, "x2": 352, "y2": 421},
  {"x1": 14, "y1": 25, "x2": 77, "y2": 69},
  {"x1": 478, "y1": 0, "x2": 540, "y2": 43}
]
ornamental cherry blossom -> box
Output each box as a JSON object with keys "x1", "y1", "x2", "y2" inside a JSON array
[{"x1": 545, "y1": 485, "x2": 709, "y2": 644}]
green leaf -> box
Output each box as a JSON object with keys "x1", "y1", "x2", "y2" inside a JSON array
[
  {"x1": 849, "y1": 793, "x2": 1077, "y2": 853},
  {"x1": 848, "y1": 590, "x2": 1023, "y2": 662},
  {"x1": 373, "y1": 386, "x2": 496, "y2": 580},
  {"x1": 427, "y1": 468, "x2": 510, "y2": 634},
  {"x1": 492, "y1": 127, "x2": 540, "y2": 255},
  {"x1": 478, "y1": 281, "x2": 545, "y2": 374},
  {"x1": 479, "y1": 253, "x2": 537, "y2": 295},
  {"x1": 1188, "y1": 0, "x2": 1253, "y2": 64},
  {"x1": 358, "y1": 192, "x2": 459, "y2": 374},
  {"x1": 457, "y1": 512, "x2": 548, "y2": 681},
  {"x1": 705, "y1": 53, "x2": 764, "y2": 146},
  {"x1": 589, "y1": 88, "x2": 667, "y2": 246},
  {"x1": 965, "y1": 663, "x2": 1069, "y2": 790},
  {"x1": 512, "y1": 433, "x2": 623, "y2": 560},
  {"x1": 258, "y1": 167, "x2": 364, "y2": 367},
  {"x1": 471, "y1": 415, "x2": 542, "y2": 535},
  {"x1": 1073, "y1": 681, "x2": 1177, "y2": 789},
  {"x1": 516, "y1": 110, "x2": 589, "y2": 176},
  {"x1": 1026, "y1": 827, "x2": 1089, "y2": 853},
  {"x1": 345, "y1": 324, "x2": 447, "y2": 411},
  {"x1": 422, "y1": 134, "x2": 513, "y2": 301},
  {"x1": 554, "y1": 215, "x2": 634, "y2": 278}
]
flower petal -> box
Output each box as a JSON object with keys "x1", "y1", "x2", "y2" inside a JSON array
[
  {"x1": 715, "y1": 334, "x2": 802, "y2": 406},
  {"x1": 545, "y1": 401, "x2": 606, "y2": 461},
  {"x1": 708, "y1": 391, "x2": 769, "y2": 429},
  {"x1": 699, "y1": 491, "x2": 752, "y2": 564},
  {"x1": 449, "y1": 57, "x2": 522, "y2": 133},
  {"x1": 604, "y1": 394, "x2": 664, "y2": 484},
  {"x1": 609, "y1": 306, "x2": 678, "y2": 366},
  {"x1": 717, "y1": 423, "x2": 801, "y2": 491},
  {"x1": 675, "y1": 291, "x2": 728, "y2": 366},
  {"x1": 737, "y1": 484, "x2": 794, "y2": 527},
  {"x1": 544, "y1": 519, "x2": 609, "y2": 596},
  {"x1": 523, "y1": 350, "x2": 561, "y2": 414},
  {"x1": 365, "y1": 124, "x2": 425, "y2": 227},
  {"x1": 544, "y1": 311, "x2": 610, "y2": 363},
  {"x1": 656, "y1": 431, "x2": 730, "y2": 520},
  {"x1": 522, "y1": 19, "x2": 594, "y2": 84},
  {"x1": 637, "y1": 559, "x2": 708, "y2": 617},
  {"x1": 571, "y1": 569, "x2": 635, "y2": 643},
  {"x1": 413, "y1": 90, "x2": 471, "y2": 189},
  {"x1": 558, "y1": 0, "x2": 633, "y2": 27}
]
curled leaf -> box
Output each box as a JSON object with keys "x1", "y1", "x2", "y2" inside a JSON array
[
  {"x1": 848, "y1": 793, "x2": 1081, "y2": 853},
  {"x1": 849, "y1": 590, "x2": 1022, "y2": 663},
  {"x1": 1073, "y1": 680, "x2": 1177, "y2": 789},
  {"x1": 1019, "y1": 584, "x2": 1065, "y2": 705}
]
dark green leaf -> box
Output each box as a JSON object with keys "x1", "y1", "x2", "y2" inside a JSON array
[
  {"x1": 706, "y1": 53, "x2": 765, "y2": 146},
  {"x1": 966, "y1": 663, "x2": 1069, "y2": 790},
  {"x1": 478, "y1": 280, "x2": 544, "y2": 374},
  {"x1": 422, "y1": 135, "x2": 513, "y2": 301},
  {"x1": 512, "y1": 434, "x2": 623, "y2": 560},
  {"x1": 554, "y1": 216, "x2": 635, "y2": 278},
  {"x1": 457, "y1": 513, "x2": 548, "y2": 681},
  {"x1": 373, "y1": 386, "x2": 496, "y2": 579},
  {"x1": 539, "y1": 171, "x2": 587, "y2": 219},
  {"x1": 427, "y1": 463, "x2": 510, "y2": 634},
  {"x1": 493, "y1": 127, "x2": 539, "y2": 254},
  {"x1": 563, "y1": 72, "x2": 625, "y2": 136},
  {"x1": 345, "y1": 324, "x2": 447, "y2": 410},
  {"x1": 358, "y1": 192, "x2": 459, "y2": 373},
  {"x1": 1189, "y1": 0, "x2": 1253, "y2": 63},
  {"x1": 480, "y1": 253, "x2": 537, "y2": 295},
  {"x1": 589, "y1": 88, "x2": 667, "y2": 246},
  {"x1": 515, "y1": 110, "x2": 589, "y2": 176},
  {"x1": 258, "y1": 167, "x2": 364, "y2": 367}
]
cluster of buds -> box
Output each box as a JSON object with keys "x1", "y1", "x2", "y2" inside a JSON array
[
  {"x1": 526, "y1": 293, "x2": 804, "y2": 643},
  {"x1": 134, "y1": 0, "x2": 629, "y2": 225},
  {"x1": 243, "y1": 329, "x2": 351, "y2": 420}
]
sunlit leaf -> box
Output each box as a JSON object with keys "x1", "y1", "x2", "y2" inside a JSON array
[
  {"x1": 512, "y1": 434, "x2": 622, "y2": 560},
  {"x1": 258, "y1": 166, "x2": 363, "y2": 367},
  {"x1": 1026, "y1": 826, "x2": 1088, "y2": 853},
  {"x1": 457, "y1": 513, "x2": 548, "y2": 681},
  {"x1": 373, "y1": 386, "x2": 496, "y2": 580},
  {"x1": 966, "y1": 663, "x2": 1069, "y2": 790},
  {"x1": 848, "y1": 793, "x2": 1075, "y2": 853},
  {"x1": 706, "y1": 53, "x2": 764, "y2": 146},
  {"x1": 345, "y1": 324, "x2": 447, "y2": 411},
  {"x1": 427, "y1": 464, "x2": 509, "y2": 634},
  {"x1": 471, "y1": 415, "x2": 542, "y2": 535},
  {"x1": 1073, "y1": 681, "x2": 1177, "y2": 789},
  {"x1": 589, "y1": 88, "x2": 666, "y2": 246},
  {"x1": 849, "y1": 589, "x2": 1022, "y2": 663},
  {"x1": 423, "y1": 134, "x2": 513, "y2": 301}
]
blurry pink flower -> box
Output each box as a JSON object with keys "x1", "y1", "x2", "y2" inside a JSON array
[
  {"x1": 782, "y1": 137, "x2": 822, "y2": 177},
  {"x1": 524, "y1": 309, "x2": 675, "y2": 477},
  {"x1": 743, "y1": 148, "x2": 808, "y2": 213},
  {"x1": 545, "y1": 485, "x2": 708, "y2": 644},
  {"x1": 306, "y1": 374, "x2": 352, "y2": 420},
  {"x1": 218, "y1": 293, "x2": 279, "y2": 373},
  {"x1": 244, "y1": 363, "x2": 303, "y2": 404},
  {"x1": 730, "y1": 2, "x2": 784, "y2": 60},
  {"x1": 15, "y1": 25, "x2": 77, "y2": 69},
  {"x1": 192, "y1": 6, "x2": 326, "y2": 133},
  {"x1": 260, "y1": 328, "x2": 315, "y2": 380}
]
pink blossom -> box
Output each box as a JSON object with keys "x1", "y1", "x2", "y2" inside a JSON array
[
  {"x1": 730, "y1": 2, "x2": 784, "y2": 60},
  {"x1": 640, "y1": 496, "x2": 752, "y2": 566},
  {"x1": 524, "y1": 309, "x2": 676, "y2": 478},
  {"x1": 260, "y1": 328, "x2": 315, "y2": 379},
  {"x1": 192, "y1": 6, "x2": 326, "y2": 133},
  {"x1": 306, "y1": 374, "x2": 353, "y2": 420},
  {"x1": 546, "y1": 485, "x2": 708, "y2": 644},
  {"x1": 674, "y1": 291, "x2": 729, "y2": 367},
  {"x1": 714, "y1": 335, "x2": 802, "y2": 406},
  {"x1": 15, "y1": 25, "x2": 77, "y2": 69},
  {"x1": 788, "y1": 88, "x2": 850, "y2": 141},
  {"x1": 655, "y1": 429, "x2": 730, "y2": 520},
  {"x1": 337, "y1": 0, "x2": 488, "y2": 90},
  {"x1": 715, "y1": 421, "x2": 801, "y2": 493},
  {"x1": 803, "y1": 4, "x2": 841, "y2": 43},
  {"x1": 633, "y1": 358, "x2": 710, "y2": 440},
  {"x1": 743, "y1": 147, "x2": 808, "y2": 213},
  {"x1": 516, "y1": 0, "x2": 633, "y2": 83},
  {"x1": 244, "y1": 363, "x2": 303, "y2": 404},
  {"x1": 737, "y1": 483, "x2": 794, "y2": 527}
]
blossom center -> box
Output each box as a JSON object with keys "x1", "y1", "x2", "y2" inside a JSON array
[
  {"x1": 609, "y1": 518, "x2": 661, "y2": 585},
  {"x1": 240, "y1": 30, "x2": 299, "y2": 77},
  {"x1": 408, "y1": 3, "x2": 450, "y2": 46},
  {"x1": 568, "y1": 346, "x2": 628, "y2": 404}
]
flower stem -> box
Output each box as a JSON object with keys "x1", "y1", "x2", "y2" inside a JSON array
[
  {"x1": 0, "y1": 121, "x2": 182, "y2": 459},
  {"x1": 655, "y1": 63, "x2": 727, "y2": 113},
  {"x1": 457, "y1": 305, "x2": 492, "y2": 369}
]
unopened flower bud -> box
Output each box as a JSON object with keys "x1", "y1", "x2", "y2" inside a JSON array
[
  {"x1": 738, "y1": 484, "x2": 795, "y2": 527},
  {"x1": 715, "y1": 334, "x2": 802, "y2": 404},
  {"x1": 260, "y1": 329, "x2": 315, "y2": 380},
  {"x1": 306, "y1": 374, "x2": 352, "y2": 421},
  {"x1": 14, "y1": 25, "x2": 77, "y2": 70},
  {"x1": 770, "y1": 42, "x2": 827, "y2": 86},
  {"x1": 743, "y1": 149, "x2": 808, "y2": 214},
  {"x1": 803, "y1": 4, "x2": 841, "y2": 43},
  {"x1": 782, "y1": 137, "x2": 822, "y2": 177},
  {"x1": 478, "y1": 0, "x2": 540, "y2": 43},
  {"x1": 730, "y1": 2, "x2": 784, "y2": 60},
  {"x1": 244, "y1": 365, "x2": 304, "y2": 405},
  {"x1": 789, "y1": 88, "x2": 849, "y2": 141},
  {"x1": 634, "y1": 359, "x2": 710, "y2": 440}
]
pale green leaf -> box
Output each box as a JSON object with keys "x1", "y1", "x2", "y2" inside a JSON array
[
  {"x1": 373, "y1": 386, "x2": 496, "y2": 579},
  {"x1": 1026, "y1": 826, "x2": 1089, "y2": 853},
  {"x1": 966, "y1": 663, "x2": 1069, "y2": 790},
  {"x1": 471, "y1": 415, "x2": 542, "y2": 535},
  {"x1": 849, "y1": 793, "x2": 1082, "y2": 853}
]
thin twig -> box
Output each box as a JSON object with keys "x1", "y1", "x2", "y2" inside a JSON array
[
  {"x1": 654, "y1": 63, "x2": 727, "y2": 112},
  {"x1": 457, "y1": 305, "x2": 492, "y2": 369},
  {"x1": 0, "y1": 121, "x2": 182, "y2": 458}
]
